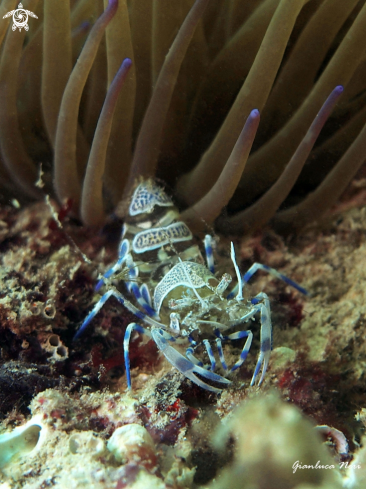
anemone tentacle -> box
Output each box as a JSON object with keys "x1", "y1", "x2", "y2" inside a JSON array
[{"x1": 0, "y1": 0, "x2": 366, "y2": 236}]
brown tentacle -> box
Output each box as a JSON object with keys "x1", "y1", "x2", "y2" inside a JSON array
[{"x1": 54, "y1": 0, "x2": 118, "y2": 213}]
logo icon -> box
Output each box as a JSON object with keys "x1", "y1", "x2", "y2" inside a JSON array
[{"x1": 3, "y1": 2, "x2": 38, "y2": 32}]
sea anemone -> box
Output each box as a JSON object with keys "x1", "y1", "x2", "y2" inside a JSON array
[{"x1": 1, "y1": 0, "x2": 366, "y2": 235}]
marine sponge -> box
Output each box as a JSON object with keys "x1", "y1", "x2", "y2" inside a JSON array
[{"x1": 107, "y1": 424, "x2": 157, "y2": 471}]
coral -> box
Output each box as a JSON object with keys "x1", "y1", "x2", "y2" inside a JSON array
[
  {"x1": 344, "y1": 434, "x2": 366, "y2": 488},
  {"x1": 0, "y1": 414, "x2": 45, "y2": 469},
  {"x1": 0, "y1": 199, "x2": 118, "y2": 417},
  {"x1": 40, "y1": 333, "x2": 68, "y2": 363},
  {"x1": 208, "y1": 393, "x2": 342, "y2": 489},
  {"x1": 107, "y1": 424, "x2": 157, "y2": 470},
  {"x1": 1, "y1": 387, "x2": 365, "y2": 488},
  {"x1": 3, "y1": 198, "x2": 366, "y2": 483},
  {"x1": 3, "y1": 188, "x2": 366, "y2": 487},
  {"x1": 0, "y1": 385, "x2": 196, "y2": 488}
]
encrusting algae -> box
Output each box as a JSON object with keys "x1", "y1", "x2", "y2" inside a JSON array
[
  {"x1": 3, "y1": 0, "x2": 366, "y2": 488},
  {"x1": 1, "y1": 191, "x2": 366, "y2": 487}
]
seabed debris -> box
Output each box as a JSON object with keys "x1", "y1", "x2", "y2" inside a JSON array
[{"x1": 1, "y1": 198, "x2": 366, "y2": 488}]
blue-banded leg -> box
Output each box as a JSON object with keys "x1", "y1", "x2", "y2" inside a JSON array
[
  {"x1": 124, "y1": 325, "x2": 180, "y2": 389},
  {"x1": 250, "y1": 292, "x2": 272, "y2": 386},
  {"x1": 215, "y1": 338, "x2": 228, "y2": 371},
  {"x1": 186, "y1": 347, "x2": 204, "y2": 367},
  {"x1": 126, "y1": 255, "x2": 160, "y2": 319},
  {"x1": 203, "y1": 339, "x2": 216, "y2": 371},
  {"x1": 73, "y1": 288, "x2": 165, "y2": 340},
  {"x1": 140, "y1": 283, "x2": 152, "y2": 307},
  {"x1": 123, "y1": 322, "x2": 148, "y2": 389},
  {"x1": 227, "y1": 262, "x2": 308, "y2": 299},
  {"x1": 95, "y1": 239, "x2": 130, "y2": 292},
  {"x1": 226, "y1": 330, "x2": 254, "y2": 372}
]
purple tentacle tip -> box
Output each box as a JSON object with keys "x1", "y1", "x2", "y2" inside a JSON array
[
  {"x1": 321, "y1": 85, "x2": 344, "y2": 111},
  {"x1": 80, "y1": 21, "x2": 90, "y2": 30},
  {"x1": 250, "y1": 109, "x2": 260, "y2": 119},
  {"x1": 108, "y1": 0, "x2": 118, "y2": 10},
  {"x1": 123, "y1": 58, "x2": 132, "y2": 68}
]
